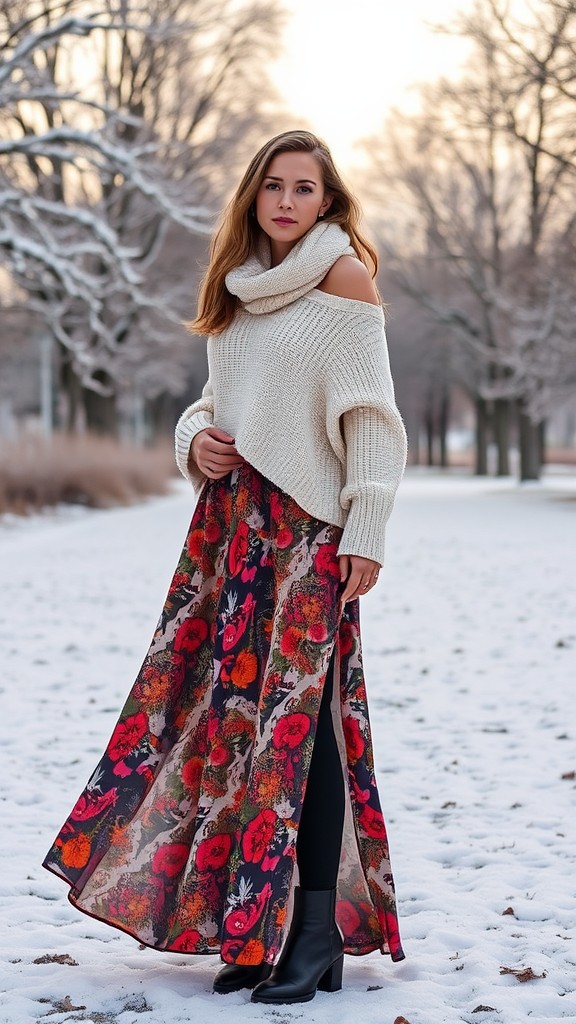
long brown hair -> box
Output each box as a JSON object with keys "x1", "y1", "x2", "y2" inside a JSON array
[{"x1": 190, "y1": 129, "x2": 379, "y2": 335}]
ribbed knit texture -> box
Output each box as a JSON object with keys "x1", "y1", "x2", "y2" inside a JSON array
[
  {"x1": 225, "y1": 221, "x2": 355, "y2": 314},
  {"x1": 175, "y1": 224, "x2": 407, "y2": 566}
]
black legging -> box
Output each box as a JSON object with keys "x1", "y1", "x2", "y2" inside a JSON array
[{"x1": 296, "y1": 647, "x2": 345, "y2": 890}]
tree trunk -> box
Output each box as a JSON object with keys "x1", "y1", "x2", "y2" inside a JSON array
[
  {"x1": 148, "y1": 392, "x2": 178, "y2": 440},
  {"x1": 475, "y1": 396, "x2": 488, "y2": 475},
  {"x1": 409, "y1": 418, "x2": 420, "y2": 466},
  {"x1": 425, "y1": 403, "x2": 434, "y2": 466},
  {"x1": 493, "y1": 398, "x2": 510, "y2": 476},
  {"x1": 539, "y1": 420, "x2": 546, "y2": 468},
  {"x1": 518, "y1": 401, "x2": 541, "y2": 481},
  {"x1": 60, "y1": 356, "x2": 83, "y2": 434},
  {"x1": 83, "y1": 370, "x2": 118, "y2": 436},
  {"x1": 439, "y1": 389, "x2": 449, "y2": 468}
]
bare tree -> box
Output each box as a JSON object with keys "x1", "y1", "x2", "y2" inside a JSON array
[
  {"x1": 0, "y1": 0, "x2": 285, "y2": 434},
  {"x1": 365, "y1": 0, "x2": 576, "y2": 480}
]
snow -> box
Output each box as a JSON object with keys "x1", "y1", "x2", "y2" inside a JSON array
[{"x1": 1, "y1": 471, "x2": 575, "y2": 1024}]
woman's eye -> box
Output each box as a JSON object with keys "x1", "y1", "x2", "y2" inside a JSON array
[
  {"x1": 297, "y1": 186, "x2": 312, "y2": 193},
  {"x1": 265, "y1": 183, "x2": 280, "y2": 190}
]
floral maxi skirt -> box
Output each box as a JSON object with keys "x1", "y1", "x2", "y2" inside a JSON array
[{"x1": 43, "y1": 462, "x2": 405, "y2": 965}]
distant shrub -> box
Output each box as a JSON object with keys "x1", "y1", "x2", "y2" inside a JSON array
[{"x1": 0, "y1": 433, "x2": 177, "y2": 514}]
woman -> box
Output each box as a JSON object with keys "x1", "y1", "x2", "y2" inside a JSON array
[{"x1": 43, "y1": 130, "x2": 407, "y2": 1006}]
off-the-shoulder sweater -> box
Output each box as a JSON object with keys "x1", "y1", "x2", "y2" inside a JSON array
[{"x1": 174, "y1": 222, "x2": 407, "y2": 566}]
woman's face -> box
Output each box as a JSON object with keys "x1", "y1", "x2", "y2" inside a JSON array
[{"x1": 255, "y1": 151, "x2": 332, "y2": 251}]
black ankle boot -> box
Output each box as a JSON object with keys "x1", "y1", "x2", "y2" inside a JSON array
[
  {"x1": 251, "y1": 887, "x2": 344, "y2": 1004},
  {"x1": 213, "y1": 960, "x2": 272, "y2": 994}
]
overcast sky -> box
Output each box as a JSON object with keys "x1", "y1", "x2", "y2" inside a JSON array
[{"x1": 268, "y1": 0, "x2": 477, "y2": 168}]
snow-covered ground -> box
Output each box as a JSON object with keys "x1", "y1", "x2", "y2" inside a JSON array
[{"x1": 1, "y1": 471, "x2": 575, "y2": 1024}]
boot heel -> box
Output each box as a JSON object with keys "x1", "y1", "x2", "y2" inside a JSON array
[{"x1": 318, "y1": 954, "x2": 343, "y2": 993}]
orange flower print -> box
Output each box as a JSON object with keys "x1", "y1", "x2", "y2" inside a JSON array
[
  {"x1": 108, "y1": 823, "x2": 132, "y2": 853},
  {"x1": 236, "y1": 938, "x2": 265, "y2": 965},
  {"x1": 61, "y1": 832, "x2": 91, "y2": 869},
  {"x1": 187, "y1": 528, "x2": 204, "y2": 560},
  {"x1": 182, "y1": 756, "x2": 203, "y2": 792},
  {"x1": 230, "y1": 650, "x2": 258, "y2": 688}
]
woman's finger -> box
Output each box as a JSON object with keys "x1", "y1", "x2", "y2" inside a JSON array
[
  {"x1": 342, "y1": 573, "x2": 376, "y2": 604},
  {"x1": 340, "y1": 567, "x2": 364, "y2": 604}
]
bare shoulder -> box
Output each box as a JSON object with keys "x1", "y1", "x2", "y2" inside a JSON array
[{"x1": 317, "y1": 255, "x2": 380, "y2": 305}]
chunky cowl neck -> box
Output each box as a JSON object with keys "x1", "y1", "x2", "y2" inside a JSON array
[{"x1": 225, "y1": 221, "x2": 355, "y2": 314}]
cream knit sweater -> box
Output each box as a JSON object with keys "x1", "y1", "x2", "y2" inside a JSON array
[{"x1": 175, "y1": 223, "x2": 407, "y2": 566}]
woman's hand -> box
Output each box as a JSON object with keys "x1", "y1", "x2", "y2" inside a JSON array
[
  {"x1": 339, "y1": 554, "x2": 380, "y2": 604},
  {"x1": 190, "y1": 427, "x2": 245, "y2": 480}
]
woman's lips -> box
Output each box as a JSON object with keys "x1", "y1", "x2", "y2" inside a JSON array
[{"x1": 272, "y1": 217, "x2": 296, "y2": 225}]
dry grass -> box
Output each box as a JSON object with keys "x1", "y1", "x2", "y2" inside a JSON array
[{"x1": 0, "y1": 433, "x2": 177, "y2": 515}]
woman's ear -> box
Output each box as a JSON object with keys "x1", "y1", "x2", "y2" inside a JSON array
[{"x1": 319, "y1": 194, "x2": 333, "y2": 217}]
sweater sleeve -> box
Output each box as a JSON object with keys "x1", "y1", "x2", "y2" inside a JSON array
[
  {"x1": 174, "y1": 377, "x2": 214, "y2": 489},
  {"x1": 327, "y1": 318, "x2": 408, "y2": 566}
]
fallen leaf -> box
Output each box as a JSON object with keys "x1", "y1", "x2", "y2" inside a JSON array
[
  {"x1": 367, "y1": 984, "x2": 384, "y2": 991},
  {"x1": 472, "y1": 1006, "x2": 498, "y2": 1013},
  {"x1": 33, "y1": 953, "x2": 78, "y2": 966},
  {"x1": 561, "y1": 771, "x2": 575, "y2": 780},
  {"x1": 61, "y1": 996, "x2": 86, "y2": 1011},
  {"x1": 394, "y1": 1018, "x2": 412, "y2": 1024},
  {"x1": 442, "y1": 801, "x2": 457, "y2": 809},
  {"x1": 502, "y1": 906, "x2": 515, "y2": 916},
  {"x1": 499, "y1": 966, "x2": 547, "y2": 982}
]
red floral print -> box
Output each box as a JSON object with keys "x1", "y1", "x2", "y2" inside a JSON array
[
  {"x1": 195, "y1": 833, "x2": 233, "y2": 873},
  {"x1": 307, "y1": 622, "x2": 328, "y2": 643},
  {"x1": 106, "y1": 712, "x2": 148, "y2": 762},
  {"x1": 242, "y1": 810, "x2": 278, "y2": 863},
  {"x1": 224, "y1": 882, "x2": 272, "y2": 936},
  {"x1": 272, "y1": 712, "x2": 311, "y2": 750},
  {"x1": 336, "y1": 899, "x2": 361, "y2": 935},
  {"x1": 43, "y1": 461, "x2": 404, "y2": 967},
  {"x1": 276, "y1": 525, "x2": 293, "y2": 548},
  {"x1": 314, "y1": 545, "x2": 340, "y2": 576},
  {"x1": 152, "y1": 842, "x2": 189, "y2": 878},
  {"x1": 204, "y1": 519, "x2": 222, "y2": 545},
  {"x1": 343, "y1": 716, "x2": 365, "y2": 762},
  {"x1": 171, "y1": 928, "x2": 201, "y2": 951},
  {"x1": 279, "y1": 625, "x2": 304, "y2": 659},
  {"x1": 359, "y1": 803, "x2": 388, "y2": 840},
  {"x1": 174, "y1": 616, "x2": 208, "y2": 656},
  {"x1": 209, "y1": 743, "x2": 233, "y2": 768},
  {"x1": 229, "y1": 521, "x2": 250, "y2": 576},
  {"x1": 69, "y1": 789, "x2": 117, "y2": 821}
]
